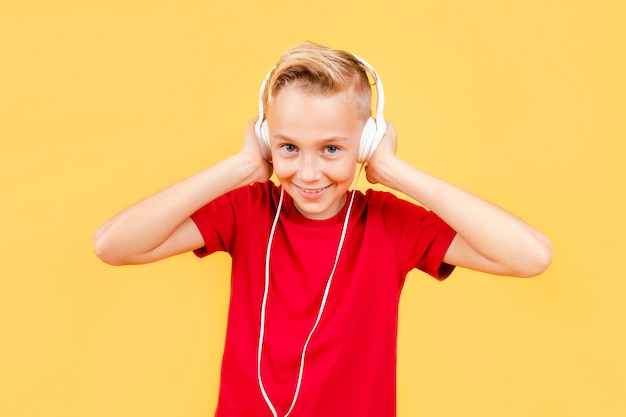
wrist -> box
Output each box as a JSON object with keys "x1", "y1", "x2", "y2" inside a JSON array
[
  {"x1": 231, "y1": 150, "x2": 267, "y2": 186},
  {"x1": 370, "y1": 154, "x2": 402, "y2": 187}
]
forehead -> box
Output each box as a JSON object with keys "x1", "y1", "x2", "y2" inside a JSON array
[
  {"x1": 270, "y1": 81, "x2": 360, "y2": 109},
  {"x1": 266, "y1": 84, "x2": 363, "y2": 141}
]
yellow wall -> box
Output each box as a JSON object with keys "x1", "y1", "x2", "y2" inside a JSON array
[{"x1": 1, "y1": 1, "x2": 624, "y2": 416}]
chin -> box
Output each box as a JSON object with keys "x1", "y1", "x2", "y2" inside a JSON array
[{"x1": 291, "y1": 191, "x2": 347, "y2": 220}]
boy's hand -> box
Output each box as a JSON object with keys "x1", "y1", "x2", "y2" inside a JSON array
[
  {"x1": 239, "y1": 118, "x2": 273, "y2": 184},
  {"x1": 364, "y1": 121, "x2": 398, "y2": 187}
]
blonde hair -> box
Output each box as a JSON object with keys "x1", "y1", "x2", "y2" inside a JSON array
[{"x1": 262, "y1": 42, "x2": 375, "y2": 120}]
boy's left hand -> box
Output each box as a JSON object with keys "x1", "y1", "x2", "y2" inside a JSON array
[{"x1": 364, "y1": 121, "x2": 398, "y2": 186}]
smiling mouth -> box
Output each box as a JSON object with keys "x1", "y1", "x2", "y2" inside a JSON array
[{"x1": 296, "y1": 184, "x2": 331, "y2": 194}]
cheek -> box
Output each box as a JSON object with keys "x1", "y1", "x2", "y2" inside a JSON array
[
  {"x1": 329, "y1": 162, "x2": 357, "y2": 183},
  {"x1": 270, "y1": 159, "x2": 292, "y2": 180}
]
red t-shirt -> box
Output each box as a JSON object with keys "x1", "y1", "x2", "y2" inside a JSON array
[{"x1": 191, "y1": 181, "x2": 456, "y2": 417}]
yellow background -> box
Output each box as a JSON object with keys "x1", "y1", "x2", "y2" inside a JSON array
[{"x1": 1, "y1": 1, "x2": 624, "y2": 416}]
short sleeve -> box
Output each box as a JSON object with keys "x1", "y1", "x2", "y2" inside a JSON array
[
  {"x1": 379, "y1": 193, "x2": 457, "y2": 280},
  {"x1": 190, "y1": 182, "x2": 276, "y2": 258},
  {"x1": 190, "y1": 189, "x2": 242, "y2": 258}
]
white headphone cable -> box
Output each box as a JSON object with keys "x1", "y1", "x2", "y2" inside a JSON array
[{"x1": 257, "y1": 166, "x2": 365, "y2": 417}]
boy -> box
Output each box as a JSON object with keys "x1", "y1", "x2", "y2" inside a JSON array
[{"x1": 94, "y1": 42, "x2": 552, "y2": 417}]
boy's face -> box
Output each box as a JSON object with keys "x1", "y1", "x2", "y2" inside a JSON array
[{"x1": 266, "y1": 84, "x2": 366, "y2": 220}]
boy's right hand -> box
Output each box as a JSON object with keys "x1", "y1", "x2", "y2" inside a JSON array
[{"x1": 239, "y1": 118, "x2": 273, "y2": 184}]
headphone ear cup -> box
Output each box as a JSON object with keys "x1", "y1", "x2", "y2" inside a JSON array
[
  {"x1": 255, "y1": 118, "x2": 272, "y2": 161},
  {"x1": 358, "y1": 117, "x2": 388, "y2": 163},
  {"x1": 358, "y1": 117, "x2": 377, "y2": 163}
]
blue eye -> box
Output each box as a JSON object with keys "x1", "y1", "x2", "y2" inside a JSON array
[
  {"x1": 325, "y1": 146, "x2": 340, "y2": 154},
  {"x1": 281, "y1": 144, "x2": 297, "y2": 153}
]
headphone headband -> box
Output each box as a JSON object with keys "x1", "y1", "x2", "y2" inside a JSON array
[{"x1": 352, "y1": 54, "x2": 385, "y2": 121}]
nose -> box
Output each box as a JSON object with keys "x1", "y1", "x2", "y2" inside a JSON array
[{"x1": 298, "y1": 153, "x2": 322, "y2": 183}]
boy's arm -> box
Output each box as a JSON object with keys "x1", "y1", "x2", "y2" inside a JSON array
[
  {"x1": 93, "y1": 119, "x2": 272, "y2": 266},
  {"x1": 365, "y1": 122, "x2": 552, "y2": 277}
]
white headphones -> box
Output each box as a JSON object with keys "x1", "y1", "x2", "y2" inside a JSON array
[{"x1": 254, "y1": 55, "x2": 387, "y2": 164}]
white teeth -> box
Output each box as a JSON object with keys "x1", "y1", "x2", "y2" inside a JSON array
[{"x1": 299, "y1": 186, "x2": 325, "y2": 193}]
